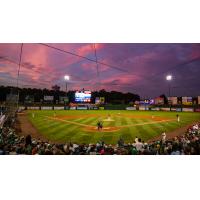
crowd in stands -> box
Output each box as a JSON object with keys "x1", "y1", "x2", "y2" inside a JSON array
[
  {"x1": 0, "y1": 114, "x2": 6, "y2": 128},
  {"x1": 0, "y1": 119, "x2": 200, "y2": 155}
]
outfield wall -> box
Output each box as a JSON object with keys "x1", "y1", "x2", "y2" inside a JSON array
[
  {"x1": 18, "y1": 105, "x2": 200, "y2": 113},
  {"x1": 104, "y1": 104, "x2": 128, "y2": 110}
]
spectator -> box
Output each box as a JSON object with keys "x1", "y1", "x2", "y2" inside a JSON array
[
  {"x1": 25, "y1": 135, "x2": 32, "y2": 146},
  {"x1": 0, "y1": 119, "x2": 200, "y2": 155},
  {"x1": 162, "y1": 132, "x2": 166, "y2": 143},
  {"x1": 118, "y1": 137, "x2": 124, "y2": 147},
  {"x1": 135, "y1": 138, "x2": 144, "y2": 152}
]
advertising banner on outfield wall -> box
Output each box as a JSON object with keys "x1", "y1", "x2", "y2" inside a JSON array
[
  {"x1": 19, "y1": 106, "x2": 25, "y2": 110},
  {"x1": 195, "y1": 108, "x2": 200, "y2": 112},
  {"x1": 90, "y1": 107, "x2": 98, "y2": 110},
  {"x1": 182, "y1": 108, "x2": 194, "y2": 112},
  {"x1": 160, "y1": 107, "x2": 170, "y2": 111},
  {"x1": 182, "y1": 97, "x2": 192, "y2": 105},
  {"x1": 54, "y1": 107, "x2": 64, "y2": 110},
  {"x1": 41, "y1": 107, "x2": 53, "y2": 110},
  {"x1": 171, "y1": 108, "x2": 182, "y2": 112},
  {"x1": 27, "y1": 107, "x2": 40, "y2": 110},
  {"x1": 168, "y1": 97, "x2": 177, "y2": 105},
  {"x1": 139, "y1": 106, "x2": 145, "y2": 110},
  {"x1": 77, "y1": 106, "x2": 88, "y2": 110},
  {"x1": 126, "y1": 107, "x2": 136, "y2": 110},
  {"x1": 151, "y1": 107, "x2": 160, "y2": 111}
]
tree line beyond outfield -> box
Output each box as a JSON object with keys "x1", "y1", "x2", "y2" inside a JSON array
[{"x1": 0, "y1": 86, "x2": 140, "y2": 104}]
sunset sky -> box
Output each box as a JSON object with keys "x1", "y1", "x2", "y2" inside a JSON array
[{"x1": 0, "y1": 43, "x2": 199, "y2": 98}]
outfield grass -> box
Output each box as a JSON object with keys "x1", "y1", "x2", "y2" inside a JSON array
[{"x1": 27, "y1": 110, "x2": 200, "y2": 144}]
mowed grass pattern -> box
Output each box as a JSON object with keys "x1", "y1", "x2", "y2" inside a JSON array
[{"x1": 27, "y1": 110, "x2": 200, "y2": 144}]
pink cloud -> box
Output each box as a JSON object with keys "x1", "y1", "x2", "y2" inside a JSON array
[
  {"x1": 191, "y1": 44, "x2": 200, "y2": 59},
  {"x1": 76, "y1": 43, "x2": 104, "y2": 56}
]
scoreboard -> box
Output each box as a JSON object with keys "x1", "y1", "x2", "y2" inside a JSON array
[{"x1": 75, "y1": 90, "x2": 91, "y2": 103}]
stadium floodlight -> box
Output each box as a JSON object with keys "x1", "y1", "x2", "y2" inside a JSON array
[
  {"x1": 166, "y1": 75, "x2": 173, "y2": 97},
  {"x1": 64, "y1": 75, "x2": 70, "y2": 81},
  {"x1": 166, "y1": 75, "x2": 172, "y2": 81},
  {"x1": 64, "y1": 75, "x2": 70, "y2": 93}
]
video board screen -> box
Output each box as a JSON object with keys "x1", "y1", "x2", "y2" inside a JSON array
[{"x1": 75, "y1": 91, "x2": 91, "y2": 103}]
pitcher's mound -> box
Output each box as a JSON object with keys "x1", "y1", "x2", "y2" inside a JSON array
[{"x1": 84, "y1": 126, "x2": 120, "y2": 132}]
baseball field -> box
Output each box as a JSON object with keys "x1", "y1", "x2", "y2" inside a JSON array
[{"x1": 20, "y1": 110, "x2": 200, "y2": 144}]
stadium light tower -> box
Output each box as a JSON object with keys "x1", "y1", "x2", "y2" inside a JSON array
[
  {"x1": 166, "y1": 75, "x2": 172, "y2": 81},
  {"x1": 166, "y1": 75, "x2": 172, "y2": 97},
  {"x1": 64, "y1": 75, "x2": 70, "y2": 93}
]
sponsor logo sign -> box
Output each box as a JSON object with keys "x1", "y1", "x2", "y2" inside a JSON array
[
  {"x1": 151, "y1": 107, "x2": 160, "y2": 111},
  {"x1": 160, "y1": 107, "x2": 170, "y2": 111},
  {"x1": 27, "y1": 107, "x2": 40, "y2": 110},
  {"x1": 139, "y1": 106, "x2": 145, "y2": 110},
  {"x1": 69, "y1": 106, "x2": 76, "y2": 110},
  {"x1": 154, "y1": 97, "x2": 164, "y2": 105},
  {"x1": 41, "y1": 107, "x2": 53, "y2": 110},
  {"x1": 182, "y1": 97, "x2": 192, "y2": 105},
  {"x1": 70, "y1": 106, "x2": 76, "y2": 110},
  {"x1": 19, "y1": 106, "x2": 25, "y2": 110},
  {"x1": 126, "y1": 107, "x2": 136, "y2": 110},
  {"x1": 77, "y1": 106, "x2": 88, "y2": 110},
  {"x1": 54, "y1": 107, "x2": 64, "y2": 110},
  {"x1": 168, "y1": 97, "x2": 177, "y2": 105},
  {"x1": 182, "y1": 108, "x2": 193, "y2": 112}
]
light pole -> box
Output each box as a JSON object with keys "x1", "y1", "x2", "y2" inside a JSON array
[
  {"x1": 64, "y1": 75, "x2": 70, "y2": 108},
  {"x1": 166, "y1": 75, "x2": 172, "y2": 97},
  {"x1": 64, "y1": 75, "x2": 70, "y2": 93}
]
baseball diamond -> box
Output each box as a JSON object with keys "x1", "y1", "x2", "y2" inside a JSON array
[{"x1": 17, "y1": 110, "x2": 200, "y2": 144}]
